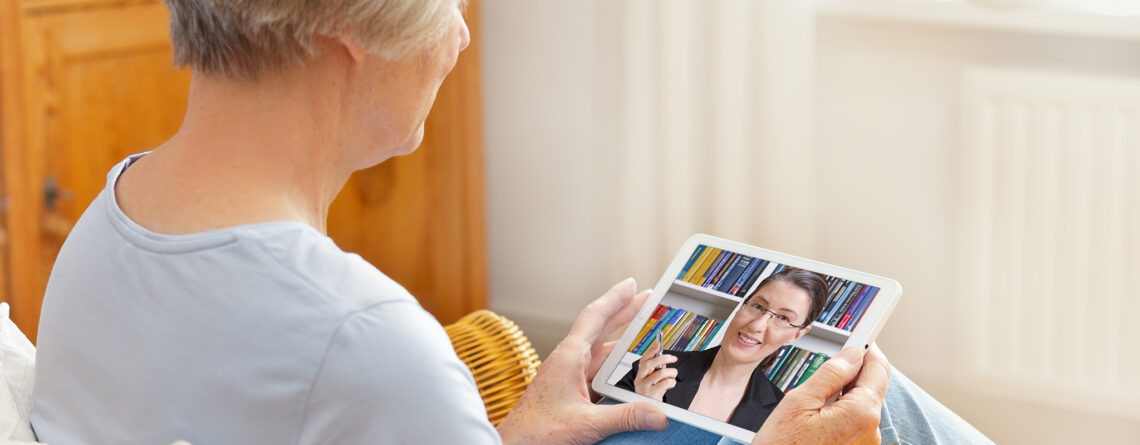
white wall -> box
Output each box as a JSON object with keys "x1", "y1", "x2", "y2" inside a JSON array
[
  {"x1": 815, "y1": 15, "x2": 1140, "y2": 445},
  {"x1": 481, "y1": 0, "x2": 628, "y2": 354},
  {"x1": 481, "y1": 2, "x2": 1140, "y2": 443}
]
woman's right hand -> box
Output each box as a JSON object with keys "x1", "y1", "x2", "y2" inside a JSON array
[{"x1": 632, "y1": 340, "x2": 678, "y2": 401}]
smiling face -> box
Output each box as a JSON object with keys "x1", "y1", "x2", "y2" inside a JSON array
[{"x1": 721, "y1": 280, "x2": 814, "y2": 366}]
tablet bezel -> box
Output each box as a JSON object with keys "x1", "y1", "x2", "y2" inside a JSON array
[{"x1": 590, "y1": 233, "x2": 902, "y2": 443}]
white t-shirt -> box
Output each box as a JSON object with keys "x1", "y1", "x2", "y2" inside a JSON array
[{"x1": 31, "y1": 154, "x2": 501, "y2": 444}]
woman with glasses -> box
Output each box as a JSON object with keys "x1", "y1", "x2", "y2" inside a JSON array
[{"x1": 616, "y1": 268, "x2": 829, "y2": 431}]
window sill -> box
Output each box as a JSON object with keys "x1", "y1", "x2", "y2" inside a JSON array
[{"x1": 816, "y1": 0, "x2": 1140, "y2": 41}]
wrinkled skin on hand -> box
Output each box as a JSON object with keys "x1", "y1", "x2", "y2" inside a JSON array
[
  {"x1": 752, "y1": 344, "x2": 890, "y2": 445},
  {"x1": 496, "y1": 279, "x2": 669, "y2": 445}
]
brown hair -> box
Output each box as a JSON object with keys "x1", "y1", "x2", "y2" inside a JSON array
[{"x1": 746, "y1": 267, "x2": 830, "y2": 371}]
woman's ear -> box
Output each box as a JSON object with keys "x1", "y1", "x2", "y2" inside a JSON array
[
  {"x1": 787, "y1": 325, "x2": 811, "y2": 344},
  {"x1": 335, "y1": 33, "x2": 367, "y2": 63}
]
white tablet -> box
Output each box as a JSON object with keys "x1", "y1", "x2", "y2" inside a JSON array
[{"x1": 591, "y1": 233, "x2": 902, "y2": 443}]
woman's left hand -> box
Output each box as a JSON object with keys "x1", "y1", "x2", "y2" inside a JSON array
[{"x1": 496, "y1": 278, "x2": 669, "y2": 445}]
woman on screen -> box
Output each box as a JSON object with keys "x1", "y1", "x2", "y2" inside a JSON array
[{"x1": 616, "y1": 268, "x2": 829, "y2": 431}]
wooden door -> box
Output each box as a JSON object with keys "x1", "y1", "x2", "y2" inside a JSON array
[
  {"x1": 0, "y1": 157, "x2": 8, "y2": 306},
  {"x1": 1, "y1": 0, "x2": 487, "y2": 338},
  {"x1": 1, "y1": 0, "x2": 192, "y2": 341}
]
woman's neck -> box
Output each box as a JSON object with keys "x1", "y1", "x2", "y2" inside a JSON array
[
  {"x1": 116, "y1": 66, "x2": 357, "y2": 235},
  {"x1": 704, "y1": 350, "x2": 762, "y2": 388}
]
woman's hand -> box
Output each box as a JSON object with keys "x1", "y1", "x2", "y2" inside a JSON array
[
  {"x1": 496, "y1": 279, "x2": 669, "y2": 445},
  {"x1": 751, "y1": 344, "x2": 891, "y2": 445},
  {"x1": 632, "y1": 341, "x2": 678, "y2": 401}
]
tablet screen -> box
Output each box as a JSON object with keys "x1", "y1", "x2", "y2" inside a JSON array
[{"x1": 601, "y1": 242, "x2": 885, "y2": 433}]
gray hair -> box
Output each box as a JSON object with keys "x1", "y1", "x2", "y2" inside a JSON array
[{"x1": 163, "y1": 0, "x2": 462, "y2": 80}]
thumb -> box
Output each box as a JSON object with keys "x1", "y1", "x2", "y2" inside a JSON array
[
  {"x1": 585, "y1": 401, "x2": 668, "y2": 439},
  {"x1": 790, "y1": 347, "x2": 865, "y2": 404}
]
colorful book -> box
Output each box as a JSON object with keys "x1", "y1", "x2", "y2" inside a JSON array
[
  {"x1": 767, "y1": 346, "x2": 796, "y2": 383},
  {"x1": 635, "y1": 308, "x2": 681, "y2": 354},
  {"x1": 794, "y1": 352, "x2": 830, "y2": 388},
  {"x1": 775, "y1": 348, "x2": 807, "y2": 389},
  {"x1": 734, "y1": 260, "x2": 770, "y2": 297},
  {"x1": 677, "y1": 245, "x2": 706, "y2": 280},
  {"x1": 690, "y1": 249, "x2": 724, "y2": 284},
  {"x1": 663, "y1": 312, "x2": 695, "y2": 349},
  {"x1": 845, "y1": 286, "x2": 879, "y2": 331},
  {"x1": 785, "y1": 352, "x2": 815, "y2": 392},
  {"x1": 682, "y1": 248, "x2": 717, "y2": 283},
  {"x1": 628, "y1": 305, "x2": 667, "y2": 351},
  {"x1": 700, "y1": 251, "x2": 732, "y2": 287},
  {"x1": 837, "y1": 286, "x2": 870, "y2": 330},
  {"x1": 706, "y1": 253, "x2": 739, "y2": 288},
  {"x1": 764, "y1": 346, "x2": 789, "y2": 376},
  {"x1": 673, "y1": 315, "x2": 705, "y2": 351},
  {"x1": 820, "y1": 281, "x2": 856, "y2": 323},
  {"x1": 828, "y1": 283, "x2": 864, "y2": 326},
  {"x1": 697, "y1": 320, "x2": 723, "y2": 350},
  {"x1": 728, "y1": 257, "x2": 762, "y2": 295},
  {"x1": 715, "y1": 256, "x2": 751, "y2": 293},
  {"x1": 684, "y1": 318, "x2": 712, "y2": 351}
]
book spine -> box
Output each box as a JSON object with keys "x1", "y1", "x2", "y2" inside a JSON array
[
  {"x1": 829, "y1": 283, "x2": 865, "y2": 326},
  {"x1": 697, "y1": 320, "x2": 723, "y2": 350},
  {"x1": 838, "y1": 286, "x2": 870, "y2": 330},
  {"x1": 634, "y1": 308, "x2": 678, "y2": 354},
  {"x1": 795, "y1": 352, "x2": 829, "y2": 388},
  {"x1": 683, "y1": 248, "x2": 716, "y2": 283},
  {"x1": 764, "y1": 346, "x2": 789, "y2": 377},
  {"x1": 821, "y1": 281, "x2": 856, "y2": 324},
  {"x1": 707, "y1": 254, "x2": 740, "y2": 289},
  {"x1": 715, "y1": 256, "x2": 750, "y2": 293},
  {"x1": 691, "y1": 249, "x2": 724, "y2": 284},
  {"x1": 675, "y1": 315, "x2": 705, "y2": 351},
  {"x1": 677, "y1": 245, "x2": 706, "y2": 280},
  {"x1": 683, "y1": 317, "x2": 710, "y2": 351},
  {"x1": 627, "y1": 305, "x2": 667, "y2": 352},
  {"x1": 728, "y1": 258, "x2": 762, "y2": 295},
  {"x1": 769, "y1": 346, "x2": 797, "y2": 384},
  {"x1": 775, "y1": 348, "x2": 807, "y2": 389},
  {"x1": 785, "y1": 352, "x2": 815, "y2": 391},
  {"x1": 846, "y1": 286, "x2": 880, "y2": 331},
  {"x1": 665, "y1": 310, "x2": 693, "y2": 349},
  {"x1": 663, "y1": 312, "x2": 694, "y2": 349},
  {"x1": 817, "y1": 278, "x2": 846, "y2": 323},
  {"x1": 701, "y1": 251, "x2": 732, "y2": 287},
  {"x1": 735, "y1": 260, "x2": 769, "y2": 297}
]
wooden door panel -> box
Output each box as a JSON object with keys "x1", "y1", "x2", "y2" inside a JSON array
[
  {"x1": 9, "y1": 1, "x2": 190, "y2": 339},
  {"x1": 3, "y1": 0, "x2": 486, "y2": 338},
  {"x1": 0, "y1": 163, "x2": 8, "y2": 305}
]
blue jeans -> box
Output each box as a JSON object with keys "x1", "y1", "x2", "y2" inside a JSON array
[{"x1": 597, "y1": 368, "x2": 993, "y2": 445}]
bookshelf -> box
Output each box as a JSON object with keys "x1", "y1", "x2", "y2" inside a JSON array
[{"x1": 607, "y1": 244, "x2": 880, "y2": 391}]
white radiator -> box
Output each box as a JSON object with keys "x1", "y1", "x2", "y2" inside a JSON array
[{"x1": 959, "y1": 68, "x2": 1140, "y2": 418}]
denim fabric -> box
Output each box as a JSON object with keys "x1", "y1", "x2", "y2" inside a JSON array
[{"x1": 596, "y1": 367, "x2": 994, "y2": 445}]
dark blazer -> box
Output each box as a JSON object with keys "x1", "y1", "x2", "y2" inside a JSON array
[{"x1": 616, "y1": 346, "x2": 783, "y2": 432}]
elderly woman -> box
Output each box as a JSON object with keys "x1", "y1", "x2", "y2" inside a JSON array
[
  {"x1": 28, "y1": 0, "x2": 902, "y2": 444},
  {"x1": 618, "y1": 268, "x2": 830, "y2": 431}
]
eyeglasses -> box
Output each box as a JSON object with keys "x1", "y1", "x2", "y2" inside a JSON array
[{"x1": 740, "y1": 301, "x2": 810, "y2": 330}]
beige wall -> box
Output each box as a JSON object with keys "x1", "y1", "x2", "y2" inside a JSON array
[{"x1": 481, "y1": 1, "x2": 1140, "y2": 443}]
